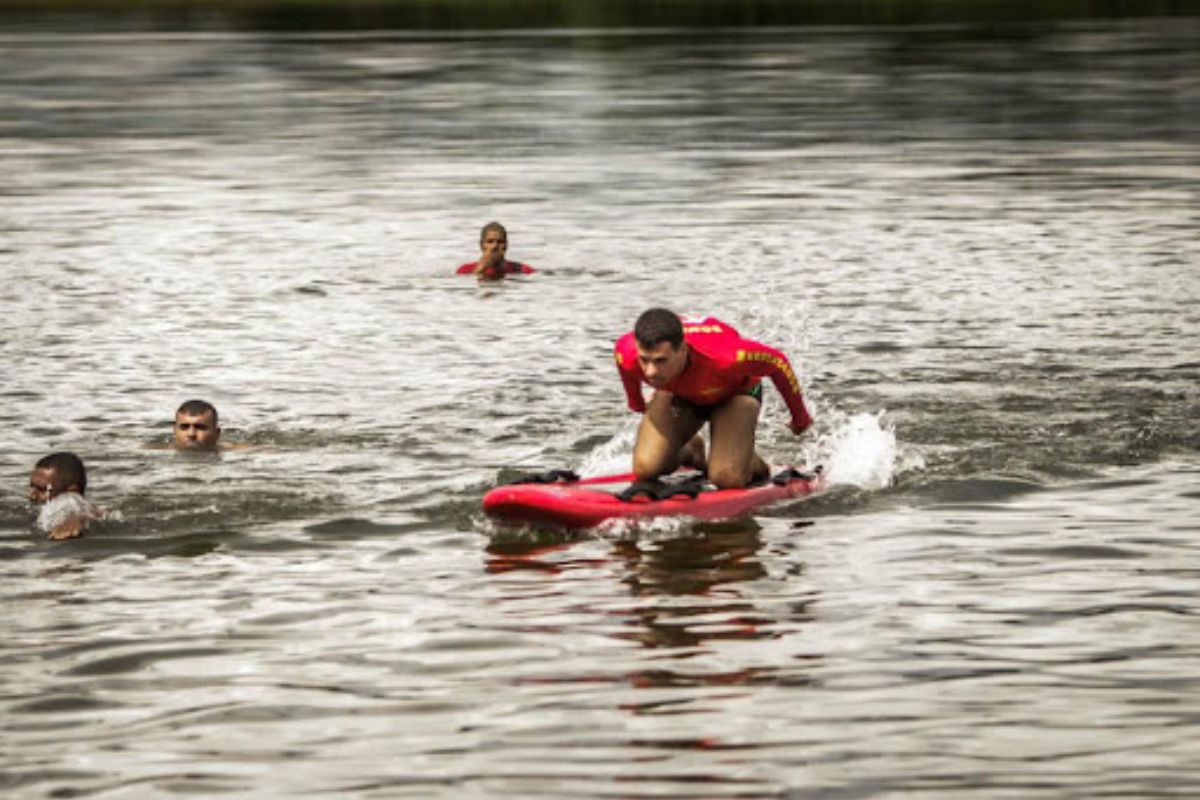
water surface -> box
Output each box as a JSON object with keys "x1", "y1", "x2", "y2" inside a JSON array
[{"x1": 2, "y1": 17, "x2": 1198, "y2": 798}]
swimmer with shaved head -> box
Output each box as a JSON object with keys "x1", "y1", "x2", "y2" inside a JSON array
[{"x1": 173, "y1": 399, "x2": 221, "y2": 450}]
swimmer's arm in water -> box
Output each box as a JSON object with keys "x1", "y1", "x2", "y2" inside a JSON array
[
  {"x1": 47, "y1": 515, "x2": 88, "y2": 540},
  {"x1": 40, "y1": 495, "x2": 111, "y2": 540}
]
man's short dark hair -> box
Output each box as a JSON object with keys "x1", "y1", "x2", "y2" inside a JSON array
[
  {"x1": 176, "y1": 399, "x2": 218, "y2": 425},
  {"x1": 634, "y1": 308, "x2": 684, "y2": 349},
  {"x1": 480, "y1": 221, "x2": 507, "y2": 242},
  {"x1": 35, "y1": 452, "x2": 87, "y2": 494}
]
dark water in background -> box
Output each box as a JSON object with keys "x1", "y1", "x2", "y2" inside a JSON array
[{"x1": 2, "y1": 13, "x2": 1199, "y2": 798}]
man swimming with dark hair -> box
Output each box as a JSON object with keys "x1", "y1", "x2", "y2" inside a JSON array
[
  {"x1": 456, "y1": 221, "x2": 535, "y2": 280},
  {"x1": 28, "y1": 452, "x2": 98, "y2": 539},
  {"x1": 174, "y1": 399, "x2": 221, "y2": 450}
]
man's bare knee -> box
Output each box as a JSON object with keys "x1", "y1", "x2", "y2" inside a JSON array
[
  {"x1": 633, "y1": 452, "x2": 673, "y2": 481},
  {"x1": 708, "y1": 463, "x2": 751, "y2": 490}
]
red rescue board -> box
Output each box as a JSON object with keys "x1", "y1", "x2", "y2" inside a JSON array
[{"x1": 483, "y1": 468, "x2": 824, "y2": 529}]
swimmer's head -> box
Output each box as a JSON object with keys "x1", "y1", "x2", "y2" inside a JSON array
[
  {"x1": 479, "y1": 221, "x2": 507, "y2": 245},
  {"x1": 479, "y1": 221, "x2": 508, "y2": 257},
  {"x1": 29, "y1": 452, "x2": 87, "y2": 505},
  {"x1": 173, "y1": 399, "x2": 221, "y2": 450}
]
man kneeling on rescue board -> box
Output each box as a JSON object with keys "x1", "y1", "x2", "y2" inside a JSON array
[{"x1": 614, "y1": 308, "x2": 813, "y2": 490}]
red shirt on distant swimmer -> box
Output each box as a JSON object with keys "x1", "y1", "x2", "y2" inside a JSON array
[{"x1": 455, "y1": 260, "x2": 534, "y2": 278}]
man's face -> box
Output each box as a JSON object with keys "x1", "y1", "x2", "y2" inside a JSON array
[
  {"x1": 28, "y1": 467, "x2": 70, "y2": 505},
  {"x1": 480, "y1": 230, "x2": 507, "y2": 259},
  {"x1": 637, "y1": 340, "x2": 688, "y2": 389},
  {"x1": 174, "y1": 411, "x2": 220, "y2": 450}
]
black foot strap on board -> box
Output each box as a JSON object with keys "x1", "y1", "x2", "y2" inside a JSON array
[
  {"x1": 617, "y1": 476, "x2": 708, "y2": 503},
  {"x1": 505, "y1": 468, "x2": 580, "y2": 486},
  {"x1": 770, "y1": 465, "x2": 822, "y2": 485}
]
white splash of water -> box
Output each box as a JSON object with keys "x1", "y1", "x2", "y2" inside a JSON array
[
  {"x1": 804, "y1": 411, "x2": 905, "y2": 490},
  {"x1": 37, "y1": 492, "x2": 117, "y2": 533}
]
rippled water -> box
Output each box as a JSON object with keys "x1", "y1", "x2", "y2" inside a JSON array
[{"x1": 3, "y1": 17, "x2": 1199, "y2": 798}]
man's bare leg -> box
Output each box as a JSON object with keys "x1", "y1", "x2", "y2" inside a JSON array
[
  {"x1": 707, "y1": 395, "x2": 769, "y2": 489},
  {"x1": 632, "y1": 392, "x2": 705, "y2": 481},
  {"x1": 679, "y1": 435, "x2": 707, "y2": 472}
]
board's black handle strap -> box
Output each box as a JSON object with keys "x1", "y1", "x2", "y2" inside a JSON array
[
  {"x1": 617, "y1": 479, "x2": 706, "y2": 502},
  {"x1": 505, "y1": 468, "x2": 580, "y2": 486},
  {"x1": 616, "y1": 482, "x2": 657, "y2": 502},
  {"x1": 770, "y1": 466, "x2": 822, "y2": 485}
]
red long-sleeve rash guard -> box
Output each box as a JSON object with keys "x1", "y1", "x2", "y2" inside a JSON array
[
  {"x1": 455, "y1": 260, "x2": 535, "y2": 278},
  {"x1": 614, "y1": 316, "x2": 813, "y2": 433}
]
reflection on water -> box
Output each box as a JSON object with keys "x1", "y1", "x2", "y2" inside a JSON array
[{"x1": 2, "y1": 15, "x2": 1199, "y2": 799}]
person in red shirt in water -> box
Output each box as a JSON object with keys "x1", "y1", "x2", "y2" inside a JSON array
[
  {"x1": 455, "y1": 222, "x2": 535, "y2": 280},
  {"x1": 614, "y1": 308, "x2": 814, "y2": 489}
]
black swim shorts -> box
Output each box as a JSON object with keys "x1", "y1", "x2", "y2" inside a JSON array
[{"x1": 672, "y1": 381, "x2": 763, "y2": 421}]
